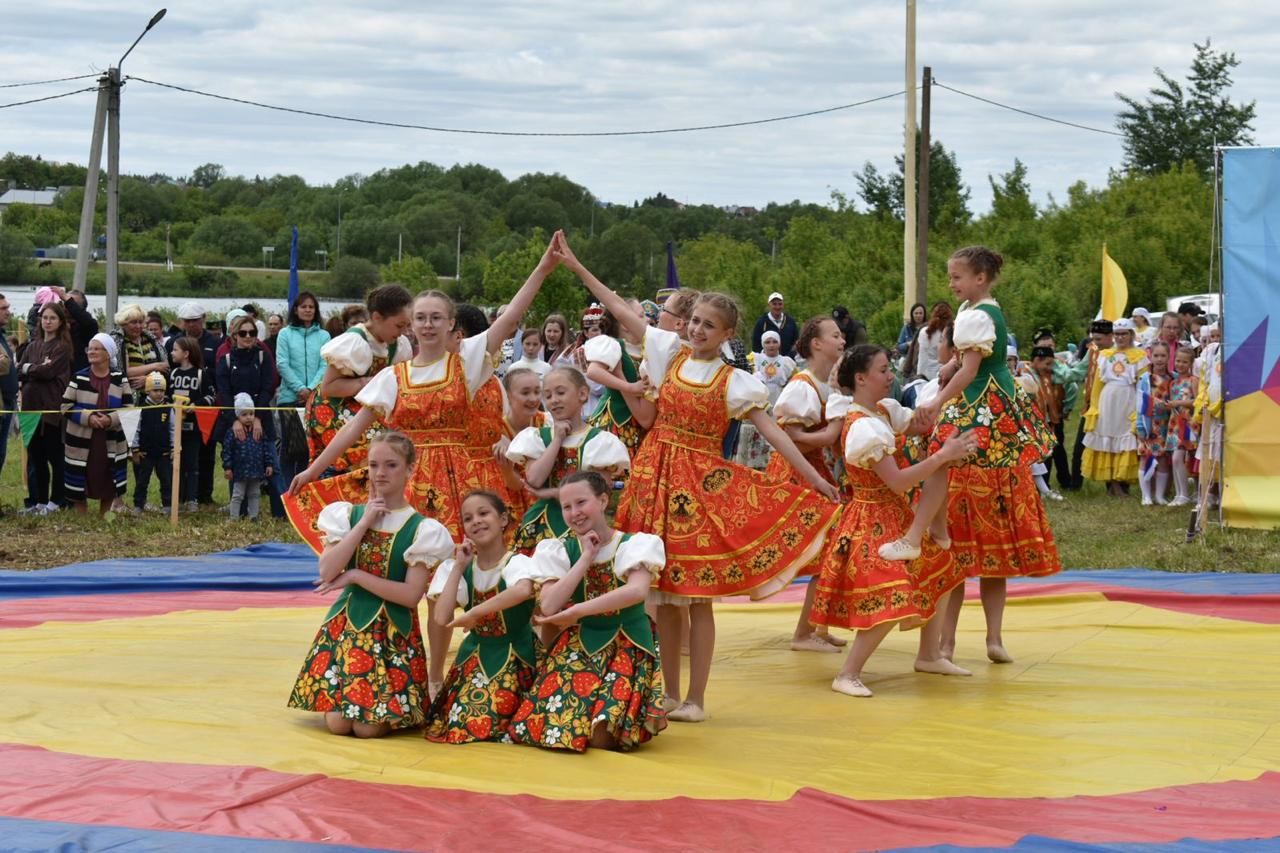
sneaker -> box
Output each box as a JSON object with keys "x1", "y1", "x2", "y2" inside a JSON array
[
  {"x1": 17, "y1": 505, "x2": 40, "y2": 516},
  {"x1": 1045, "y1": 490, "x2": 1065, "y2": 501},
  {"x1": 185, "y1": 501, "x2": 199, "y2": 513},
  {"x1": 144, "y1": 503, "x2": 164, "y2": 513},
  {"x1": 44, "y1": 501, "x2": 61, "y2": 513},
  {"x1": 129, "y1": 506, "x2": 144, "y2": 516}
]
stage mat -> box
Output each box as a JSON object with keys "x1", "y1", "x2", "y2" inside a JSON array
[{"x1": 1, "y1": 545, "x2": 1278, "y2": 852}]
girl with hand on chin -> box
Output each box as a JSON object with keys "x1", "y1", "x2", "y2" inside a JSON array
[
  {"x1": 287, "y1": 432, "x2": 454, "y2": 738},
  {"x1": 510, "y1": 471, "x2": 667, "y2": 752}
]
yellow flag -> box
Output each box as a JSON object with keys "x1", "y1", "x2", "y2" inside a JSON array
[{"x1": 1101, "y1": 244, "x2": 1128, "y2": 321}]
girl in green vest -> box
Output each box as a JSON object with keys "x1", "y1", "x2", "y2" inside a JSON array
[
  {"x1": 425, "y1": 491, "x2": 545, "y2": 743},
  {"x1": 287, "y1": 432, "x2": 454, "y2": 737},
  {"x1": 510, "y1": 470, "x2": 667, "y2": 751}
]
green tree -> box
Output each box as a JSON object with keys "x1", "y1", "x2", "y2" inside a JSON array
[
  {"x1": 380, "y1": 255, "x2": 439, "y2": 291},
  {"x1": 0, "y1": 226, "x2": 34, "y2": 284},
  {"x1": 481, "y1": 231, "x2": 577, "y2": 318},
  {"x1": 855, "y1": 139, "x2": 972, "y2": 231},
  {"x1": 1116, "y1": 40, "x2": 1256, "y2": 177},
  {"x1": 189, "y1": 163, "x2": 226, "y2": 189},
  {"x1": 188, "y1": 214, "x2": 266, "y2": 265},
  {"x1": 330, "y1": 256, "x2": 380, "y2": 298}
]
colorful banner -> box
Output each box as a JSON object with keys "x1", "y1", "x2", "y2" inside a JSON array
[
  {"x1": 1100, "y1": 244, "x2": 1128, "y2": 321},
  {"x1": 1221, "y1": 147, "x2": 1280, "y2": 529}
]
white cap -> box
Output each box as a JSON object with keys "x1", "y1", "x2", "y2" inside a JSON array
[
  {"x1": 177, "y1": 302, "x2": 206, "y2": 320},
  {"x1": 1006, "y1": 345, "x2": 1019, "y2": 358},
  {"x1": 233, "y1": 392, "x2": 255, "y2": 417},
  {"x1": 224, "y1": 308, "x2": 247, "y2": 330},
  {"x1": 767, "y1": 292, "x2": 784, "y2": 303},
  {"x1": 761, "y1": 331, "x2": 781, "y2": 344},
  {"x1": 1132, "y1": 306, "x2": 1150, "y2": 319},
  {"x1": 1112, "y1": 318, "x2": 1135, "y2": 332}
]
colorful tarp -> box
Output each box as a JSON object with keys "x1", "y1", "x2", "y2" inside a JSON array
[
  {"x1": 1221, "y1": 146, "x2": 1280, "y2": 529},
  {"x1": 1, "y1": 545, "x2": 1279, "y2": 851}
]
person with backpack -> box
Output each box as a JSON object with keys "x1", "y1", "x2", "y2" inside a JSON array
[{"x1": 216, "y1": 314, "x2": 282, "y2": 516}]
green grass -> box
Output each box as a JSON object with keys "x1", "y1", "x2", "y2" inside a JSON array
[{"x1": 0, "y1": 432, "x2": 1276, "y2": 573}]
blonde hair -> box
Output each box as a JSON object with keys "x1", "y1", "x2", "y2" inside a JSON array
[
  {"x1": 369, "y1": 430, "x2": 416, "y2": 466},
  {"x1": 114, "y1": 303, "x2": 145, "y2": 325},
  {"x1": 415, "y1": 289, "x2": 456, "y2": 319},
  {"x1": 693, "y1": 292, "x2": 740, "y2": 333},
  {"x1": 664, "y1": 289, "x2": 700, "y2": 321}
]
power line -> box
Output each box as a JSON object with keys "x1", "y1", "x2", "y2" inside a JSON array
[
  {"x1": 126, "y1": 76, "x2": 906, "y2": 137},
  {"x1": 0, "y1": 85, "x2": 102, "y2": 111},
  {"x1": 0, "y1": 73, "x2": 100, "y2": 90},
  {"x1": 934, "y1": 80, "x2": 1123, "y2": 137}
]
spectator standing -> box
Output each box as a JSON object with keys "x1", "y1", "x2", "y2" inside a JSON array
[
  {"x1": 274, "y1": 291, "x2": 330, "y2": 483},
  {"x1": 62, "y1": 334, "x2": 129, "y2": 515},
  {"x1": 167, "y1": 303, "x2": 221, "y2": 506},
  {"x1": 0, "y1": 295, "x2": 15, "y2": 484},
  {"x1": 110, "y1": 304, "x2": 169, "y2": 404},
  {"x1": 831, "y1": 305, "x2": 868, "y2": 349},
  {"x1": 896, "y1": 302, "x2": 927, "y2": 356},
  {"x1": 130, "y1": 371, "x2": 173, "y2": 514},
  {"x1": 169, "y1": 336, "x2": 214, "y2": 512},
  {"x1": 264, "y1": 313, "x2": 284, "y2": 356},
  {"x1": 915, "y1": 301, "x2": 954, "y2": 381},
  {"x1": 216, "y1": 314, "x2": 282, "y2": 516},
  {"x1": 26, "y1": 287, "x2": 98, "y2": 372},
  {"x1": 1131, "y1": 307, "x2": 1156, "y2": 347},
  {"x1": 19, "y1": 301, "x2": 73, "y2": 512},
  {"x1": 146, "y1": 312, "x2": 170, "y2": 350},
  {"x1": 541, "y1": 313, "x2": 576, "y2": 370},
  {"x1": 751, "y1": 292, "x2": 800, "y2": 356}
]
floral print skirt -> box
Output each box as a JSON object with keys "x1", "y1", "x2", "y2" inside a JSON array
[
  {"x1": 287, "y1": 609, "x2": 429, "y2": 729},
  {"x1": 930, "y1": 379, "x2": 1055, "y2": 469},
  {"x1": 947, "y1": 464, "x2": 1061, "y2": 579},
  {"x1": 508, "y1": 625, "x2": 665, "y2": 752},
  {"x1": 424, "y1": 646, "x2": 537, "y2": 744}
]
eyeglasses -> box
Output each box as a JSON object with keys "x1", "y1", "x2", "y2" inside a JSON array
[{"x1": 237, "y1": 329, "x2": 257, "y2": 338}]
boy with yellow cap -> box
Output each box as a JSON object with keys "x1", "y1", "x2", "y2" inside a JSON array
[{"x1": 131, "y1": 371, "x2": 173, "y2": 514}]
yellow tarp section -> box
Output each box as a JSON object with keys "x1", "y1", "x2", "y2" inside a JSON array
[{"x1": 2, "y1": 592, "x2": 1278, "y2": 803}]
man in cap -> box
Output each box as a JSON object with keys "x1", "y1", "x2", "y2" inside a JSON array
[{"x1": 751, "y1": 292, "x2": 799, "y2": 357}]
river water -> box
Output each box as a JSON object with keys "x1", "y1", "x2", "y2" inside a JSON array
[{"x1": 0, "y1": 286, "x2": 357, "y2": 324}]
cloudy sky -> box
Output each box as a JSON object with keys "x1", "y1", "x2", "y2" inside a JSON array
[{"x1": 1, "y1": 2, "x2": 1276, "y2": 212}]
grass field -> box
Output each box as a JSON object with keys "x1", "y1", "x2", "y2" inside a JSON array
[{"x1": 0, "y1": 433, "x2": 1276, "y2": 573}]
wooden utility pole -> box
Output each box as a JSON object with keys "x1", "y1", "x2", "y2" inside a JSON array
[
  {"x1": 902, "y1": 0, "x2": 918, "y2": 321},
  {"x1": 916, "y1": 65, "x2": 932, "y2": 306},
  {"x1": 72, "y1": 79, "x2": 109, "y2": 295},
  {"x1": 105, "y1": 68, "x2": 122, "y2": 326}
]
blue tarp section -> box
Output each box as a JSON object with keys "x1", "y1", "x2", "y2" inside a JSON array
[
  {"x1": 1022, "y1": 568, "x2": 1280, "y2": 596},
  {"x1": 0, "y1": 816, "x2": 396, "y2": 853},
  {"x1": 896, "y1": 835, "x2": 1280, "y2": 852}
]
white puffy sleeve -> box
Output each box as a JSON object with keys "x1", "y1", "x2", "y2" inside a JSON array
[
  {"x1": 531, "y1": 538, "x2": 572, "y2": 583},
  {"x1": 772, "y1": 379, "x2": 822, "y2": 426},
  {"x1": 316, "y1": 502, "x2": 354, "y2": 545},
  {"x1": 404, "y1": 518, "x2": 456, "y2": 568},
  {"x1": 426, "y1": 558, "x2": 468, "y2": 608},
  {"x1": 459, "y1": 332, "x2": 496, "y2": 397},
  {"x1": 389, "y1": 335, "x2": 413, "y2": 365},
  {"x1": 726, "y1": 369, "x2": 770, "y2": 419},
  {"x1": 843, "y1": 416, "x2": 898, "y2": 469},
  {"x1": 505, "y1": 426, "x2": 548, "y2": 466},
  {"x1": 501, "y1": 553, "x2": 542, "y2": 588},
  {"x1": 583, "y1": 335, "x2": 623, "y2": 370},
  {"x1": 613, "y1": 533, "x2": 666, "y2": 581},
  {"x1": 876, "y1": 398, "x2": 914, "y2": 435},
  {"x1": 953, "y1": 307, "x2": 997, "y2": 356},
  {"x1": 915, "y1": 378, "x2": 941, "y2": 407},
  {"x1": 1017, "y1": 373, "x2": 1039, "y2": 397},
  {"x1": 641, "y1": 326, "x2": 684, "y2": 383},
  {"x1": 321, "y1": 332, "x2": 373, "y2": 376},
  {"x1": 826, "y1": 392, "x2": 851, "y2": 422},
  {"x1": 582, "y1": 430, "x2": 631, "y2": 473},
  {"x1": 354, "y1": 364, "x2": 399, "y2": 419}
]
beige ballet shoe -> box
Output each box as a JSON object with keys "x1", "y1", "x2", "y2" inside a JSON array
[
  {"x1": 986, "y1": 643, "x2": 1014, "y2": 664},
  {"x1": 667, "y1": 701, "x2": 708, "y2": 722},
  {"x1": 878, "y1": 538, "x2": 921, "y2": 561},
  {"x1": 791, "y1": 634, "x2": 841, "y2": 653},
  {"x1": 661, "y1": 695, "x2": 682, "y2": 713},
  {"x1": 914, "y1": 657, "x2": 973, "y2": 676},
  {"x1": 831, "y1": 674, "x2": 873, "y2": 697}
]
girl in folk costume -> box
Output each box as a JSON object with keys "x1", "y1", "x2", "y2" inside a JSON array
[
  {"x1": 496, "y1": 367, "x2": 552, "y2": 523},
  {"x1": 511, "y1": 471, "x2": 667, "y2": 752},
  {"x1": 583, "y1": 306, "x2": 651, "y2": 452},
  {"x1": 425, "y1": 491, "x2": 543, "y2": 744},
  {"x1": 560, "y1": 234, "x2": 839, "y2": 723},
  {"x1": 305, "y1": 285, "x2": 414, "y2": 474},
  {"x1": 1082, "y1": 318, "x2": 1149, "y2": 496},
  {"x1": 1165, "y1": 346, "x2": 1200, "y2": 506},
  {"x1": 506, "y1": 366, "x2": 630, "y2": 552},
  {"x1": 879, "y1": 247, "x2": 1059, "y2": 665},
  {"x1": 735, "y1": 329, "x2": 797, "y2": 470},
  {"x1": 1136, "y1": 340, "x2": 1175, "y2": 506},
  {"x1": 450, "y1": 304, "x2": 516, "y2": 514},
  {"x1": 287, "y1": 433, "x2": 454, "y2": 737},
  {"x1": 762, "y1": 315, "x2": 851, "y2": 653},
  {"x1": 811, "y1": 346, "x2": 976, "y2": 697}
]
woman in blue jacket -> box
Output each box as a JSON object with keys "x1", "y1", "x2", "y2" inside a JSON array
[{"x1": 275, "y1": 292, "x2": 330, "y2": 481}]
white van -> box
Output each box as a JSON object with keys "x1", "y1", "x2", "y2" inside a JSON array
[{"x1": 1165, "y1": 293, "x2": 1220, "y2": 322}]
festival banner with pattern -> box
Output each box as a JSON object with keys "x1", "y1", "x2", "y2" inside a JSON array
[{"x1": 1221, "y1": 147, "x2": 1280, "y2": 529}]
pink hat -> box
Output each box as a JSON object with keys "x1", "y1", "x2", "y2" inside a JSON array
[{"x1": 33, "y1": 287, "x2": 60, "y2": 308}]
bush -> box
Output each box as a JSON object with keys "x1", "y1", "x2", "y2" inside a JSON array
[
  {"x1": 330, "y1": 256, "x2": 380, "y2": 298},
  {"x1": 0, "y1": 227, "x2": 34, "y2": 284}
]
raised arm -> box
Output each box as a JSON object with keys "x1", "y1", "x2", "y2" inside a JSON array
[
  {"x1": 554, "y1": 234, "x2": 648, "y2": 346},
  {"x1": 486, "y1": 232, "x2": 562, "y2": 352}
]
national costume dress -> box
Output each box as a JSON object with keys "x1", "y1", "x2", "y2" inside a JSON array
[
  {"x1": 510, "y1": 533, "x2": 667, "y2": 752},
  {"x1": 424, "y1": 551, "x2": 543, "y2": 743},
  {"x1": 930, "y1": 299, "x2": 1060, "y2": 579},
  {"x1": 287, "y1": 503, "x2": 453, "y2": 728},
  {"x1": 763, "y1": 369, "x2": 843, "y2": 489},
  {"x1": 583, "y1": 335, "x2": 646, "y2": 452},
  {"x1": 616, "y1": 327, "x2": 838, "y2": 601},
  {"x1": 810, "y1": 400, "x2": 964, "y2": 629},
  {"x1": 1082, "y1": 345, "x2": 1149, "y2": 483}
]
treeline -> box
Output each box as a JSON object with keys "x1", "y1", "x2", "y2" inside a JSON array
[{"x1": 0, "y1": 149, "x2": 1212, "y2": 348}]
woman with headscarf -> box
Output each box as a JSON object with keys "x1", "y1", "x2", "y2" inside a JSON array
[{"x1": 62, "y1": 333, "x2": 130, "y2": 514}]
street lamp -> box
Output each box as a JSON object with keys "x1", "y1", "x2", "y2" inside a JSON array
[{"x1": 315, "y1": 249, "x2": 328, "y2": 272}]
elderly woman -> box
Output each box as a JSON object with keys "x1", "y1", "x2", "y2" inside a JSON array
[
  {"x1": 109, "y1": 303, "x2": 168, "y2": 403},
  {"x1": 62, "y1": 334, "x2": 130, "y2": 514}
]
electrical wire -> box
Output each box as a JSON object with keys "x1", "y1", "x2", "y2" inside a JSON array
[
  {"x1": 0, "y1": 85, "x2": 102, "y2": 111},
  {"x1": 126, "y1": 76, "x2": 906, "y2": 137},
  {"x1": 934, "y1": 80, "x2": 1123, "y2": 137},
  {"x1": 0, "y1": 73, "x2": 100, "y2": 89}
]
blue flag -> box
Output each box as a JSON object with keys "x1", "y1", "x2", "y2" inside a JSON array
[
  {"x1": 666, "y1": 241, "x2": 681, "y2": 290},
  {"x1": 287, "y1": 226, "x2": 300, "y2": 311}
]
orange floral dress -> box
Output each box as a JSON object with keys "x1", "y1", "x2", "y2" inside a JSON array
[
  {"x1": 763, "y1": 370, "x2": 843, "y2": 490},
  {"x1": 461, "y1": 375, "x2": 519, "y2": 509},
  {"x1": 617, "y1": 337, "x2": 838, "y2": 600},
  {"x1": 809, "y1": 405, "x2": 964, "y2": 630},
  {"x1": 304, "y1": 327, "x2": 405, "y2": 473}
]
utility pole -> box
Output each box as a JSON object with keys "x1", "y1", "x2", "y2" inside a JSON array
[
  {"x1": 455, "y1": 226, "x2": 462, "y2": 281},
  {"x1": 916, "y1": 65, "x2": 932, "y2": 306},
  {"x1": 336, "y1": 192, "x2": 342, "y2": 261},
  {"x1": 105, "y1": 67, "x2": 121, "y2": 325},
  {"x1": 72, "y1": 79, "x2": 109, "y2": 294},
  {"x1": 165, "y1": 222, "x2": 172, "y2": 270},
  {"x1": 902, "y1": 0, "x2": 918, "y2": 321},
  {"x1": 398, "y1": 232, "x2": 402, "y2": 263}
]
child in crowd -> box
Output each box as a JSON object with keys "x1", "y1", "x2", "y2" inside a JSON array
[
  {"x1": 512, "y1": 471, "x2": 667, "y2": 751},
  {"x1": 426, "y1": 491, "x2": 542, "y2": 744},
  {"x1": 583, "y1": 308, "x2": 650, "y2": 451},
  {"x1": 754, "y1": 331, "x2": 796, "y2": 405},
  {"x1": 223, "y1": 393, "x2": 279, "y2": 520},
  {"x1": 1166, "y1": 346, "x2": 1200, "y2": 506},
  {"x1": 1082, "y1": 318, "x2": 1148, "y2": 496},
  {"x1": 496, "y1": 367, "x2": 551, "y2": 523},
  {"x1": 288, "y1": 432, "x2": 454, "y2": 737},
  {"x1": 1137, "y1": 341, "x2": 1174, "y2": 506},
  {"x1": 508, "y1": 327, "x2": 551, "y2": 380},
  {"x1": 1021, "y1": 347, "x2": 1066, "y2": 501},
  {"x1": 168, "y1": 336, "x2": 215, "y2": 512},
  {"x1": 131, "y1": 371, "x2": 173, "y2": 514}
]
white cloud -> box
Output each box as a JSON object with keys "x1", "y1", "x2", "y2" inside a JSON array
[{"x1": 1, "y1": 1, "x2": 1276, "y2": 212}]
